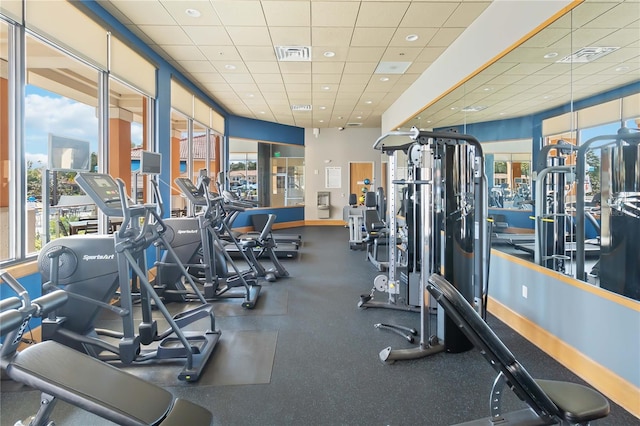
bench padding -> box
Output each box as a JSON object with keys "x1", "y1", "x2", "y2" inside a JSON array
[{"x1": 6, "y1": 340, "x2": 207, "y2": 425}]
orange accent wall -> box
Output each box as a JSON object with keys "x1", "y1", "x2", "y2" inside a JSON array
[
  {"x1": 171, "y1": 134, "x2": 180, "y2": 195},
  {"x1": 0, "y1": 78, "x2": 8, "y2": 207},
  {"x1": 108, "y1": 118, "x2": 132, "y2": 192}
]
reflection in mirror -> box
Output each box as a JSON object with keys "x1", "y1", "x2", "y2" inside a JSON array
[{"x1": 228, "y1": 138, "x2": 304, "y2": 208}]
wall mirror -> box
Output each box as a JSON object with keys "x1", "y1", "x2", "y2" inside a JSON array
[
  {"x1": 228, "y1": 138, "x2": 305, "y2": 208},
  {"x1": 396, "y1": 2, "x2": 640, "y2": 300}
]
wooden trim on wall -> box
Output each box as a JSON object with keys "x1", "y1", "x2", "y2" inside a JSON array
[
  {"x1": 304, "y1": 220, "x2": 345, "y2": 226},
  {"x1": 488, "y1": 296, "x2": 640, "y2": 418},
  {"x1": 3, "y1": 260, "x2": 39, "y2": 279}
]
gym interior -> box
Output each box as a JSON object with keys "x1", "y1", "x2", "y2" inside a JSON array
[{"x1": 0, "y1": 1, "x2": 639, "y2": 425}]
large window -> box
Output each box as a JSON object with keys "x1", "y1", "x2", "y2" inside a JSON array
[
  {"x1": 25, "y1": 34, "x2": 100, "y2": 251},
  {"x1": 0, "y1": 19, "x2": 10, "y2": 261},
  {"x1": 0, "y1": 4, "x2": 158, "y2": 264}
]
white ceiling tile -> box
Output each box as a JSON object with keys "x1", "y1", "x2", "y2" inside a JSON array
[
  {"x1": 160, "y1": 1, "x2": 221, "y2": 26},
  {"x1": 312, "y1": 27, "x2": 354, "y2": 46},
  {"x1": 269, "y1": 27, "x2": 311, "y2": 46},
  {"x1": 283, "y1": 74, "x2": 312, "y2": 84},
  {"x1": 312, "y1": 74, "x2": 342, "y2": 84},
  {"x1": 351, "y1": 28, "x2": 396, "y2": 47},
  {"x1": 400, "y1": 2, "x2": 458, "y2": 28},
  {"x1": 311, "y1": 47, "x2": 350, "y2": 62},
  {"x1": 107, "y1": 1, "x2": 176, "y2": 25},
  {"x1": 389, "y1": 28, "x2": 438, "y2": 47},
  {"x1": 212, "y1": 61, "x2": 249, "y2": 73},
  {"x1": 236, "y1": 46, "x2": 277, "y2": 61},
  {"x1": 245, "y1": 61, "x2": 282, "y2": 74},
  {"x1": 212, "y1": 1, "x2": 266, "y2": 26},
  {"x1": 355, "y1": 2, "x2": 410, "y2": 28},
  {"x1": 428, "y1": 28, "x2": 465, "y2": 47},
  {"x1": 278, "y1": 62, "x2": 312, "y2": 73},
  {"x1": 226, "y1": 27, "x2": 272, "y2": 46},
  {"x1": 139, "y1": 25, "x2": 193, "y2": 45},
  {"x1": 183, "y1": 26, "x2": 233, "y2": 45},
  {"x1": 347, "y1": 47, "x2": 386, "y2": 62},
  {"x1": 188, "y1": 72, "x2": 226, "y2": 83},
  {"x1": 262, "y1": 1, "x2": 311, "y2": 27},
  {"x1": 284, "y1": 83, "x2": 311, "y2": 92},
  {"x1": 312, "y1": 62, "x2": 346, "y2": 74},
  {"x1": 443, "y1": 2, "x2": 490, "y2": 28},
  {"x1": 381, "y1": 47, "x2": 422, "y2": 62},
  {"x1": 311, "y1": 2, "x2": 360, "y2": 27},
  {"x1": 223, "y1": 74, "x2": 256, "y2": 84},
  {"x1": 179, "y1": 60, "x2": 217, "y2": 73},
  {"x1": 158, "y1": 45, "x2": 206, "y2": 61},
  {"x1": 252, "y1": 74, "x2": 284, "y2": 84},
  {"x1": 343, "y1": 62, "x2": 378, "y2": 74},
  {"x1": 199, "y1": 45, "x2": 242, "y2": 61}
]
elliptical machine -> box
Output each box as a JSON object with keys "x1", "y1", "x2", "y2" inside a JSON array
[
  {"x1": 154, "y1": 173, "x2": 261, "y2": 308},
  {"x1": 39, "y1": 164, "x2": 220, "y2": 382}
]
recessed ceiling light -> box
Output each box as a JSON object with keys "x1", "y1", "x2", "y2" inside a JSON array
[
  {"x1": 499, "y1": 112, "x2": 506, "y2": 116},
  {"x1": 380, "y1": 77, "x2": 390, "y2": 82},
  {"x1": 356, "y1": 116, "x2": 362, "y2": 119},
  {"x1": 338, "y1": 116, "x2": 343, "y2": 119},
  {"x1": 224, "y1": 64, "x2": 236, "y2": 70},
  {"x1": 416, "y1": 116, "x2": 421, "y2": 120},
  {"x1": 319, "y1": 106, "x2": 326, "y2": 110},
  {"x1": 259, "y1": 111, "x2": 265, "y2": 114},
  {"x1": 365, "y1": 100, "x2": 373, "y2": 104},
  {"x1": 426, "y1": 120, "x2": 431, "y2": 123},
  {"x1": 405, "y1": 34, "x2": 419, "y2": 42},
  {"x1": 543, "y1": 95, "x2": 552, "y2": 99},
  {"x1": 544, "y1": 52, "x2": 558, "y2": 59},
  {"x1": 185, "y1": 8, "x2": 201, "y2": 18},
  {"x1": 322, "y1": 86, "x2": 330, "y2": 90},
  {"x1": 319, "y1": 120, "x2": 324, "y2": 123},
  {"x1": 246, "y1": 93, "x2": 254, "y2": 98},
  {"x1": 323, "y1": 51, "x2": 335, "y2": 58},
  {"x1": 450, "y1": 107, "x2": 457, "y2": 111},
  {"x1": 615, "y1": 66, "x2": 630, "y2": 72},
  {"x1": 483, "y1": 87, "x2": 492, "y2": 92}
]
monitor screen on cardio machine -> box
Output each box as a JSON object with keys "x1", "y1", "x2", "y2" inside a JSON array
[
  {"x1": 175, "y1": 177, "x2": 207, "y2": 206},
  {"x1": 76, "y1": 172, "x2": 124, "y2": 217}
]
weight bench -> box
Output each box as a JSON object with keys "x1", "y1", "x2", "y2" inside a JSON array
[
  {"x1": 0, "y1": 271, "x2": 212, "y2": 426},
  {"x1": 426, "y1": 274, "x2": 610, "y2": 425}
]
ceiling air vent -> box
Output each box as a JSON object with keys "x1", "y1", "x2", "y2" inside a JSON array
[
  {"x1": 291, "y1": 104, "x2": 312, "y2": 111},
  {"x1": 556, "y1": 47, "x2": 619, "y2": 64},
  {"x1": 275, "y1": 46, "x2": 311, "y2": 62},
  {"x1": 346, "y1": 122, "x2": 362, "y2": 127}
]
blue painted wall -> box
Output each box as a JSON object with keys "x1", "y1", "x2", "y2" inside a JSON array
[
  {"x1": 231, "y1": 207, "x2": 305, "y2": 229},
  {"x1": 227, "y1": 115, "x2": 304, "y2": 146}
]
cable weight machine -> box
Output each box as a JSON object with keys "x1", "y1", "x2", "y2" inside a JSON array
[{"x1": 361, "y1": 128, "x2": 490, "y2": 363}]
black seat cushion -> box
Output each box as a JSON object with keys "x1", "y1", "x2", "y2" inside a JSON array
[
  {"x1": 536, "y1": 379, "x2": 610, "y2": 423},
  {"x1": 8, "y1": 340, "x2": 173, "y2": 426}
]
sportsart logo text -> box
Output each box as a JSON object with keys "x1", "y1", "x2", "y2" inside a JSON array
[
  {"x1": 177, "y1": 229, "x2": 199, "y2": 234},
  {"x1": 82, "y1": 254, "x2": 116, "y2": 261}
]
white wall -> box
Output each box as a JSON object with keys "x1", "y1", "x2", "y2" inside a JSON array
[{"x1": 304, "y1": 127, "x2": 382, "y2": 221}]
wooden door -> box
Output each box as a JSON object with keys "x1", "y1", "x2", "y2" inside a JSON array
[{"x1": 349, "y1": 162, "x2": 374, "y2": 205}]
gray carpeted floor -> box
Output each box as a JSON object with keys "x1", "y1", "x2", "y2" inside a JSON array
[{"x1": 1, "y1": 226, "x2": 638, "y2": 425}]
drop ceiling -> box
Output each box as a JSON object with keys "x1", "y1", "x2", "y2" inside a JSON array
[{"x1": 97, "y1": 0, "x2": 639, "y2": 130}]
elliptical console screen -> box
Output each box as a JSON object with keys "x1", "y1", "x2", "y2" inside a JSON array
[
  {"x1": 175, "y1": 177, "x2": 206, "y2": 206},
  {"x1": 76, "y1": 172, "x2": 123, "y2": 216}
]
